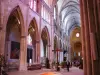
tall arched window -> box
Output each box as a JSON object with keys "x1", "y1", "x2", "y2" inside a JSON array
[
  {"x1": 29, "y1": 0, "x2": 37, "y2": 12},
  {"x1": 41, "y1": 5, "x2": 51, "y2": 23},
  {"x1": 44, "y1": 0, "x2": 52, "y2": 7},
  {"x1": 34, "y1": 0, "x2": 37, "y2": 11},
  {"x1": 27, "y1": 34, "x2": 32, "y2": 45},
  {"x1": 41, "y1": 5, "x2": 44, "y2": 17},
  {"x1": 54, "y1": 7, "x2": 56, "y2": 20},
  {"x1": 29, "y1": 0, "x2": 33, "y2": 9}
]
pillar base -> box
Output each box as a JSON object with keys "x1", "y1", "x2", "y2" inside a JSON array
[{"x1": 19, "y1": 64, "x2": 27, "y2": 71}]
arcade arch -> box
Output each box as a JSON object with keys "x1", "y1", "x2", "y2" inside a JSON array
[
  {"x1": 5, "y1": 6, "x2": 26, "y2": 70},
  {"x1": 41, "y1": 26, "x2": 50, "y2": 59},
  {"x1": 27, "y1": 18, "x2": 39, "y2": 64},
  {"x1": 70, "y1": 27, "x2": 82, "y2": 65}
]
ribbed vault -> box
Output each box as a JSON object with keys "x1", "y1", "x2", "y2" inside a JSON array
[{"x1": 57, "y1": 0, "x2": 80, "y2": 35}]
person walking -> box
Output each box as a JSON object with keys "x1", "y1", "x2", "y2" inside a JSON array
[{"x1": 66, "y1": 61, "x2": 70, "y2": 72}]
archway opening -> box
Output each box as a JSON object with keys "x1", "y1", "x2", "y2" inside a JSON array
[
  {"x1": 5, "y1": 6, "x2": 24, "y2": 70},
  {"x1": 27, "y1": 19, "x2": 38, "y2": 65},
  {"x1": 41, "y1": 27, "x2": 50, "y2": 68},
  {"x1": 41, "y1": 29, "x2": 48, "y2": 57},
  {"x1": 70, "y1": 27, "x2": 83, "y2": 69}
]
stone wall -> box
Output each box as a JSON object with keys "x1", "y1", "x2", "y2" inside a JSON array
[{"x1": 0, "y1": 0, "x2": 54, "y2": 70}]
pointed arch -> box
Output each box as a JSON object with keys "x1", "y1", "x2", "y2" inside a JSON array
[
  {"x1": 28, "y1": 17, "x2": 39, "y2": 40},
  {"x1": 27, "y1": 17, "x2": 39, "y2": 63},
  {"x1": 6, "y1": 5, "x2": 25, "y2": 36},
  {"x1": 41, "y1": 26, "x2": 50, "y2": 45},
  {"x1": 41, "y1": 26, "x2": 50, "y2": 59},
  {"x1": 5, "y1": 5, "x2": 27, "y2": 70}
]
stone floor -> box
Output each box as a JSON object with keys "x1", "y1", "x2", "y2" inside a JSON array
[{"x1": 8, "y1": 67, "x2": 84, "y2": 75}]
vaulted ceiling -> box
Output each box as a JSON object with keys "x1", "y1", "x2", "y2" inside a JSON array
[{"x1": 57, "y1": 0, "x2": 80, "y2": 35}]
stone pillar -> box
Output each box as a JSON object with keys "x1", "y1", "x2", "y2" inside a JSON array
[
  {"x1": 48, "y1": 44, "x2": 51, "y2": 67},
  {"x1": 80, "y1": 0, "x2": 87, "y2": 75},
  {"x1": 35, "y1": 42, "x2": 38, "y2": 63},
  {"x1": 0, "y1": 0, "x2": 5, "y2": 55},
  {"x1": 0, "y1": 0, "x2": 1, "y2": 26},
  {"x1": 96, "y1": 0, "x2": 100, "y2": 74},
  {"x1": 47, "y1": 45, "x2": 51, "y2": 59},
  {"x1": 87, "y1": 0, "x2": 100, "y2": 75},
  {"x1": 0, "y1": 30, "x2": 6, "y2": 55},
  {"x1": 86, "y1": 1, "x2": 96, "y2": 75},
  {"x1": 19, "y1": 36, "x2": 27, "y2": 71},
  {"x1": 36, "y1": 40, "x2": 40, "y2": 63},
  {"x1": 82, "y1": 0, "x2": 92, "y2": 75}
]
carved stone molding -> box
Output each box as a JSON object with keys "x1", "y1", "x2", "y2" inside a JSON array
[
  {"x1": 21, "y1": 36, "x2": 26, "y2": 38},
  {"x1": 0, "y1": 25, "x2": 2, "y2": 31}
]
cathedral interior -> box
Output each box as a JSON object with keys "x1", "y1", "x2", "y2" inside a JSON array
[{"x1": 0, "y1": 0, "x2": 100, "y2": 75}]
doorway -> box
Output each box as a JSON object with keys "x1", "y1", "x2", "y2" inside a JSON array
[{"x1": 27, "y1": 48, "x2": 33, "y2": 64}]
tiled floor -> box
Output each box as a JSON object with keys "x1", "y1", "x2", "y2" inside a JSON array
[{"x1": 8, "y1": 67, "x2": 84, "y2": 75}]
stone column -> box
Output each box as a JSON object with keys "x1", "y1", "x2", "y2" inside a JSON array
[
  {"x1": 19, "y1": 36, "x2": 27, "y2": 71},
  {"x1": 36, "y1": 40, "x2": 40, "y2": 63},
  {"x1": 47, "y1": 45, "x2": 51, "y2": 59},
  {"x1": 35, "y1": 42, "x2": 38, "y2": 63},
  {"x1": 48, "y1": 44, "x2": 51, "y2": 67},
  {"x1": 80, "y1": 0, "x2": 87, "y2": 75},
  {"x1": 87, "y1": 0, "x2": 100, "y2": 75},
  {"x1": 0, "y1": 0, "x2": 6, "y2": 55},
  {"x1": 96, "y1": 0, "x2": 100, "y2": 74},
  {"x1": 82, "y1": 0, "x2": 92, "y2": 75},
  {"x1": 0, "y1": 29, "x2": 6, "y2": 55}
]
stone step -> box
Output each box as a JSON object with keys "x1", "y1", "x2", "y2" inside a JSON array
[{"x1": 28, "y1": 64, "x2": 42, "y2": 70}]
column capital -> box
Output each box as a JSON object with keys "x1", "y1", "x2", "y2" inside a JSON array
[
  {"x1": 20, "y1": 36, "x2": 27, "y2": 38},
  {"x1": 34, "y1": 40, "x2": 40, "y2": 43}
]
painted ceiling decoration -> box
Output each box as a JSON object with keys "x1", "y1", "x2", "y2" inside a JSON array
[{"x1": 57, "y1": 0, "x2": 80, "y2": 35}]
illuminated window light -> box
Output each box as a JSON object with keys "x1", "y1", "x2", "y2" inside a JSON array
[
  {"x1": 76, "y1": 33, "x2": 80, "y2": 37},
  {"x1": 78, "y1": 52, "x2": 80, "y2": 56},
  {"x1": 29, "y1": 0, "x2": 33, "y2": 9},
  {"x1": 34, "y1": 0, "x2": 37, "y2": 11},
  {"x1": 17, "y1": 18, "x2": 20, "y2": 24},
  {"x1": 18, "y1": 19, "x2": 20, "y2": 24},
  {"x1": 54, "y1": 7, "x2": 56, "y2": 19},
  {"x1": 27, "y1": 34, "x2": 32, "y2": 45},
  {"x1": 32, "y1": 28, "x2": 35, "y2": 32},
  {"x1": 29, "y1": 59, "x2": 32, "y2": 64}
]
